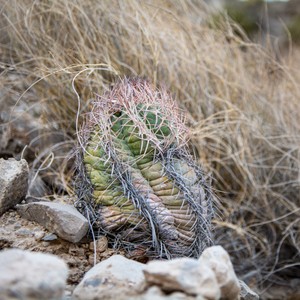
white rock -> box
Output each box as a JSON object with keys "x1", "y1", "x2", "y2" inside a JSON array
[
  {"x1": 0, "y1": 249, "x2": 68, "y2": 300},
  {"x1": 0, "y1": 158, "x2": 28, "y2": 215},
  {"x1": 199, "y1": 246, "x2": 241, "y2": 300},
  {"x1": 239, "y1": 280, "x2": 259, "y2": 300},
  {"x1": 133, "y1": 286, "x2": 195, "y2": 300},
  {"x1": 17, "y1": 201, "x2": 89, "y2": 243},
  {"x1": 73, "y1": 255, "x2": 145, "y2": 300},
  {"x1": 143, "y1": 257, "x2": 220, "y2": 299}
]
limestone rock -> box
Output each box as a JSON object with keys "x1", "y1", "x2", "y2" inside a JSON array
[
  {"x1": 239, "y1": 280, "x2": 259, "y2": 300},
  {"x1": 0, "y1": 158, "x2": 28, "y2": 215},
  {"x1": 0, "y1": 249, "x2": 68, "y2": 300},
  {"x1": 199, "y1": 246, "x2": 240, "y2": 300},
  {"x1": 143, "y1": 257, "x2": 220, "y2": 299},
  {"x1": 73, "y1": 255, "x2": 145, "y2": 300},
  {"x1": 17, "y1": 201, "x2": 89, "y2": 243}
]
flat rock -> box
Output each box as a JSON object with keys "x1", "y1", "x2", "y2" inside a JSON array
[
  {"x1": 17, "y1": 201, "x2": 89, "y2": 243},
  {"x1": 239, "y1": 280, "x2": 259, "y2": 300},
  {"x1": 0, "y1": 249, "x2": 68, "y2": 300},
  {"x1": 199, "y1": 246, "x2": 240, "y2": 300},
  {"x1": 73, "y1": 255, "x2": 145, "y2": 300},
  {"x1": 143, "y1": 257, "x2": 220, "y2": 299},
  {"x1": 0, "y1": 158, "x2": 28, "y2": 215}
]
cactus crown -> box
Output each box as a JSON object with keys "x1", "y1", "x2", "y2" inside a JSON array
[{"x1": 76, "y1": 78, "x2": 213, "y2": 259}]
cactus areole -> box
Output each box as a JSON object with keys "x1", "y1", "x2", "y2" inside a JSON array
[{"x1": 75, "y1": 78, "x2": 213, "y2": 259}]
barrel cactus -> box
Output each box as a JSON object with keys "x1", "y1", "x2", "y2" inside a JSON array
[{"x1": 75, "y1": 78, "x2": 213, "y2": 259}]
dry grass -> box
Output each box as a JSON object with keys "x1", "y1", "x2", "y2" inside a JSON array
[{"x1": 1, "y1": 0, "x2": 299, "y2": 292}]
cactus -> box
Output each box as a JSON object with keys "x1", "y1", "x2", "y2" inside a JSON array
[{"x1": 75, "y1": 78, "x2": 213, "y2": 259}]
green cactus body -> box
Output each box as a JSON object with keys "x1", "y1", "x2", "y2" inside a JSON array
[{"x1": 76, "y1": 79, "x2": 213, "y2": 259}]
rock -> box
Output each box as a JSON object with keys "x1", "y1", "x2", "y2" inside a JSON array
[
  {"x1": 0, "y1": 158, "x2": 28, "y2": 215},
  {"x1": 143, "y1": 257, "x2": 220, "y2": 299},
  {"x1": 15, "y1": 228, "x2": 34, "y2": 236},
  {"x1": 0, "y1": 248, "x2": 68, "y2": 300},
  {"x1": 133, "y1": 286, "x2": 195, "y2": 300},
  {"x1": 89, "y1": 235, "x2": 108, "y2": 253},
  {"x1": 42, "y1": 233, "x2": 58, "y2": 241},
  {"x1": 73, "y1": 255, "x2": 145, "y2": 300},
  {"x1": 17, "y1": 201, "x2": 89, "y2": 243},
  {"x1": 239, "y1": 280, "x2": 259, "y2": 300},
  {"x1": 199, "y1": 246, "x2": 240, "y2": 300},
  {"x1": 69, "y1": 244, "x2": 85, "y2": 257},
  {"x1": 34, "y1": 230, "x2": 45, "y2": 241}
]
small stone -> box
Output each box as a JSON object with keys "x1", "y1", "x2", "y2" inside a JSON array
[
  {"x1": 88, "y1": 254, "x2": 96, "y2": 266},
  {"x1": 17, "y1": 201, "x2": 89, "y2": 243},
  {"x1": 0, "y1": 249, "x2": 68, "y2": 300},
  {"x1": 73, "y1": 255, "x2": 145, "y2": 300},
  {"x1": 34, "y1": 231, "x2": 45, "y2": 241},
  {"x1": 69, "y1": 245, "x2": 85, "y2": 257},
  {"x1": 14, "y1": 222, "x2": 22, "y2": 229},
  {"x1": 0, "y1": 158, "x2": 29, "y2": 216},
  {"x1": 89, "y1": 236, "x2": 108, "y2": 253},
  {"x1": 199, "y1": 246, "x2": 241, "y2": 300},
  {"x1": 42, "y1": 233, "x2": 58, "y2": 241},
  {"x1": 143, "y1": 257, "x2": 220, "y2": 299},
  {"x1": 15, "y1": 228, "x2": 33, "y2": 236},
  {"x1": 239, "y1": 280, "x2": 259, "y2": 300},
  {"x1": 7, "y1": 218, "x2": 16, "y2": 224}
]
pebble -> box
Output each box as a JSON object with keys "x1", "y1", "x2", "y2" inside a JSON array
[
  {"x1": 13, "y1": 222, "x2": 22, "y2": 229},
  {"x1": 15, "y1": 228, "x2": 34, "y2": 236},
  {"x1": 34, "y1": 231, "x2": 45, "y2": 241},
  {"x1": 89, "y1": 236, "x2": 108, "y2": 253},
  {"x1": 42, "y1": 233, "x2": 58, "y2": 241}
]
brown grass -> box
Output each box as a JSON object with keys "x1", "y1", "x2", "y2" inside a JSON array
[{"x1": 1, "y1": 0, "x2": 299, "y2": 292}]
